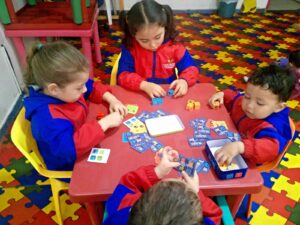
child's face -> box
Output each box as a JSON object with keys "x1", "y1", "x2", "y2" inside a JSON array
[
  {"x1": 135, "y1": 24, "x2": 165, "y2": 51},
  {"x1": 49, "y1": 71, "x2": 89, "y2": 103},
  {"x1": 242, "y1": 83, "x2": 285, "y2": 119}
]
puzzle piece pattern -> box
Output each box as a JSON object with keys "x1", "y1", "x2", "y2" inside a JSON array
[
  {"x1": 249, "y1": 205, "x2": 287, "y2": 225},
  {"x1": 42, "y1": 193, "x2": 81, "y2": 224},
  {"x1": 270, "y1": 174, "x2": 300, "y2": 202}
]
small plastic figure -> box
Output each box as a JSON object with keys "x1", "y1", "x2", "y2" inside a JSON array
[{"x1": 96, "y1": 111, "x2": 105, "y2": 120}]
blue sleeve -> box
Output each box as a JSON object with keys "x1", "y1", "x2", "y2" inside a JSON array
[
  {"x1": 117, "y1": 46, "x2": 136, "y2": 83},
  {"x1": 255, "y1": 127, "x2": 288, "y2": 154},
  {"x1": 176, "y1": 50, "x2": 198, "y2": 73},
  {"x1": 204, "y1": 217, "x2": 217, "y2": 225},
  {"x1": 83, "y1": 79, "x2": 94, "y2": 100},
  {"x1": 31, "y1": 114, "x2": 76, "y2": 170},
  {"x1": 103, "y1": 184, "x2": 134, "y2": 225}
]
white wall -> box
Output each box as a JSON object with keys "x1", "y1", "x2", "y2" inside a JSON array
[{"x1": 117, "y1": 0, "x2": 269, "y2": 10}]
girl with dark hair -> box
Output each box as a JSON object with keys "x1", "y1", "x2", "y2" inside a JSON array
[{"x1": 117, "y1": 0, "x2": 199, "y2": 99}]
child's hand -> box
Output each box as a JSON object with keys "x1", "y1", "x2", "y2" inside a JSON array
[
  {"x1": 140, "y1": 81, "x2": 166, "y2": 98},
  {"x1": 208, "y1": 92, "x2": 224, "y2": 109},
  {"x1": 214, "y1": 141, "x2": 245, "y2": 165},
  {"x1": 98, "y1": 112, "x2": 124, "y2": 132},
  {"x1": 154, "y1": 146, "x2": 180, "y2": 179},
  {"x1": 181, "y1": 170, "x2": 199, "y2": 194},
  {"x1": 109, "y1": 99, "x2": 128, "y2": 117},
  {"x1": 169, "y1": 79, "x2": 188, "y2": 98},
  {"x1": 103, "y1": 92, "x2": 128, "y2": 116}
]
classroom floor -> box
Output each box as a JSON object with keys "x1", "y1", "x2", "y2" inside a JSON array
[{"x1": 0, "y1": 10, "x2": 300, "y2": 225}]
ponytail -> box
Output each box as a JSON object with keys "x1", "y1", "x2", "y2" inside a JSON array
[
  {"x1": 23, "y1": 43, "x2": 41, "y2": 92},
  {"x1": 162, "y1": 4, "x2": 178, "y2": 41}
]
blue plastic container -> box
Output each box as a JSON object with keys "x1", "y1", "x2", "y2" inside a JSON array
[{"x1": 205, "y1": 139, "x2": 248, "y2": 180}]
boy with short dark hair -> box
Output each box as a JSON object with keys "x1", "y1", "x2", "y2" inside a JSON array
[
  {"x1": 209, "y1": 64, "x2": 296, "y2": 165},
  {"x1": 103, "y1": 147, "x2": 222, "y2": 225}
]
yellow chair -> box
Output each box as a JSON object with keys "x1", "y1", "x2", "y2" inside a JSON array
[
  {"x1": 110, "y1": 53, "x2": 121, "y2": 86},
  {"x1": 246, "y1": 117, "x2": 295, "y2": 217},
  {"x1": 10, "y1": 107, "x2": 72, "y2": 225}
]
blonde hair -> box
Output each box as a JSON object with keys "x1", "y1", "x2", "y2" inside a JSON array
[{"x1": 23, "y1": 41, "x2": 89, "y2": 91}]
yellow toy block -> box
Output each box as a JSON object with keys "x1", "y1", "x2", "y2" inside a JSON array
[
  {"x1": 186, "y1": 99, "x2": 201, "y2": 111},
  {"x1": 186, "y1": 100, "x2": 195, "y2": 111}
]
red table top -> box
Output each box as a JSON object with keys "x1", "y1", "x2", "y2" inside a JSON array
[{"x1": 69, "y1": 83, "x2": 263, "y2": 203}]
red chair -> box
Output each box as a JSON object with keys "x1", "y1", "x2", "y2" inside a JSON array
[{"x1": 1, "y1": 0, "x2": 101, "y2": 77}]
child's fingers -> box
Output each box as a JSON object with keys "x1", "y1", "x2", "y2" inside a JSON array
[
  {"x1": 170, "y1": 161, "x2": 181, "y2": 168},
  {"x1": 214, "y1": 149, "x2": 224, "y2": 162}
]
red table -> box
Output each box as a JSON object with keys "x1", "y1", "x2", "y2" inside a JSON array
[{"x1": 69, "y1": 83, "x2": 263, "y2": 224}]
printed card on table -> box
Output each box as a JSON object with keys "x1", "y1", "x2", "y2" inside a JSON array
[{"x1": 88, "y1": 148, "x2": 111, "y2": 163}]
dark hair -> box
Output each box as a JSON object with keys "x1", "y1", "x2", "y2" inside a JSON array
[
  {"x1": 128, "y1": 180, "x2": 203, "y2": 225},
  {"x1": 248, "y1": 64, "x2": 296, "y2": 102},
  {"x1": 119, "y1": 0, "x2": 178, "y2": 48},
  {"x1": 23, "y1": 41, "x2": 89, "y2": 92},
  {"x1": 289, "y1": 49, "x2": 300, "y2": 68}
]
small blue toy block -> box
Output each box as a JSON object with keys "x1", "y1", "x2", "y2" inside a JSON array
[
  {"x1": 167, "y1": 89, "x2": 174, "y2": 97},
  {"x1": 152, "y1": 97, "x2": 163, "y2": 105}
]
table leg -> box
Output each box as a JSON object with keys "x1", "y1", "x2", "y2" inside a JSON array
[
  {"x1": 11, "y1": 37, "x2": 26, "y2": 66},
  {"x1": 226, "y1": 194, "x2": 245, "y2": 218},
  {"x1": 81, "y1": 37, "x2": 93, "y2": 78},
  {"x1": 85, "y1": 202, "x2": 104, "y2": 225},
  {"x1": 93, "y1": 21, "x2": 102, "y2": 63}
]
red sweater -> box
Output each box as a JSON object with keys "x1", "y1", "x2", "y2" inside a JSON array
[
  {"x1": 117, "y1": 39, "x2": 199, "y2": 90},
  {"x1": 223, "y1": 89, "x2": 292, "y2": 164},
  {"x1": 103, "y1": 165, "x2": 222, "y2": 225}
]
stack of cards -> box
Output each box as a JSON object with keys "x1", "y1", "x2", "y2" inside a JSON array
[
  {"x1": 127, "y1": 132, "x2": 164, "y2": 153},
  {"x1": 174, "y1": 154, "x2": 210, "y2": 176},
  {"x1": 188, "y1": 117, "x2": 241, "y2": 147},
  {"x1": 88, "y1": 148, "x2": 110, "y2": 163},
  {"x1": 136, "y1": 109, "x2": 170, "y2": 122},
  {"x1": 188, "y1": 118, "x2": 211, "y2": 147}
]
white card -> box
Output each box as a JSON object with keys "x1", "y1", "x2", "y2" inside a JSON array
[
  {"x1": 88, "y1": 148, "x2": 110, "y2": 163},
  {"x1": 145, "y1": 114, "x2": 185, "y2": 137}
]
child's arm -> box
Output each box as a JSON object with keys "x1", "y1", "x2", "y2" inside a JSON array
[
  {"x1": 174, "y1": 46, "x2": 199, "y2": 87},
  {"x1": 102, "y1": 92, "x2": 127, "y2": 116},
  {"x1": 182, "y1": 170, "x2": 222, "y2": 225},
  {"x1": 242, "y1": 134, "x2": 283, "y2": 164},
  {"x1": 34, "y1": 116, "x2": 106, "y2": 160},
  {"x1": 198, "y1": 190, "x2": 223, "y2": 225},
  {"x1": 85, "y1": 79, "x2": 112, "y2": 103},
  {"x1": 117, "y1": 47, "x2": 146, "y2": 91}
]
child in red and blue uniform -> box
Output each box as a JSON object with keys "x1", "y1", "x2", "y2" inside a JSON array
[
  {"x1": 103, "y1": 147, "x2": 222, "y2": 225},
  {"x1": 208, "y1": 64, "x2": 296, "y2": 165},
  {"x1": 23, "y1": 41, "x2": 127, "y2": 171},
  {"x1": 117, "y1": 0, "x2": 199, "y2": 99}
]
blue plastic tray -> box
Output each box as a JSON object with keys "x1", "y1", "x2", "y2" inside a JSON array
[{"x1": 205, "y1": 139, "x2": 248, "y2": 180}]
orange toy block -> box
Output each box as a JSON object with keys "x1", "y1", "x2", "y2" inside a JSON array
[{"x1": 194, "y1": 101, "x2": 201, "y2": 110}]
